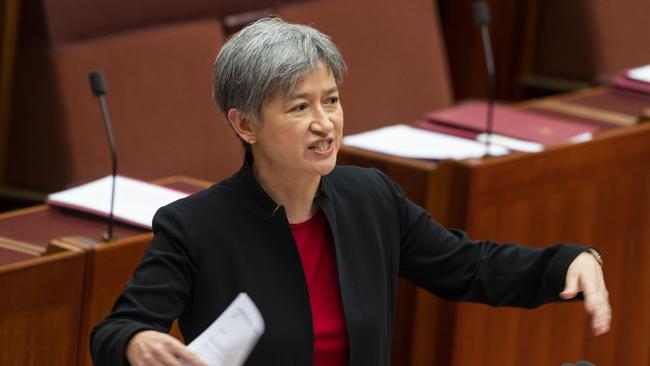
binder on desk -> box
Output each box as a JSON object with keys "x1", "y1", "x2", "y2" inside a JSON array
[
  {"x1": 422, "y1": 101, "x2": 601, "y2": 145},
  {"x1": 610, "y1": 75, "x2": 650, "y2": 95},
  {"x1": 608, "y1": 65, "x2": 650, "y2": 99},
  {"x1": 609, "y1": 67, "x2": 650, "y2": 97},
  {"x1": 412, "y1": 120, "x2": 479, "y2": 140}
]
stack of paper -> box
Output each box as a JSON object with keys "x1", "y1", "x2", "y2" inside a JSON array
[
  {"x1": 627, "y1": 65, "x2": 650, "y2": 84},
  {"x1": 47, "y1": 175, "x2": 189, "y2": 229},
  {"x1": 343, "y1": 124, "x2": 508, "y2": 160}
]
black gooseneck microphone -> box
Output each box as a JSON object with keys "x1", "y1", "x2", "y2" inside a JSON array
[
  {"x1": 89, "y1": 70, "x2": 118, "y2": 242},
  {"x1": 472, "y1": 1, "x2": 496, "y2": 157}
]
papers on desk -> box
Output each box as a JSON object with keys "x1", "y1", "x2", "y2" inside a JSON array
[
  {"x1": 343, "y1": 124, "x2": 509, "y2": 160},
  {"x1": 611, "y1": 64, "x2": 650, "y2": 95},
  {"x1": 187, "y1": 293, "x2": 265, "y2": 366},
  {"x1": 627, "y1": 64, "x2": 650, "y2": 84},
  {"x1": 476, "y1": 132, "x2": 544, "y2": 153},
  {"x1": 47, "y1": 175, "x2": 189, "y2": 229}
]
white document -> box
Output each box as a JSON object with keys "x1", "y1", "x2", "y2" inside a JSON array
[
  {"x1": 476, "y1": 132, "x2": 544, "y2": 153},
  {"x1": 627, "y1": 64, "x2": 650, "y2": 84},
  {"x1": 47, "y1": 175, "x2": 189, "y2": 229},
  {"x1": 187, "y1": 293, "x2": 265, "y2": 366},
  {"x1": 343, "y1": 124, "x2": 508, "y2": 160}
]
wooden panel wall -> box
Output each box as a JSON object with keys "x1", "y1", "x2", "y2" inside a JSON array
[{"x1": 449, "y1": 124, "x2": 650, "y2": 365}]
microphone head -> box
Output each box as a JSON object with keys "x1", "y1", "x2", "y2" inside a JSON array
[
  {"x1": 472, "y1": 1, "x2": 491, "y2": 26},
  {"x1": 89, "y1": 70, "x2": 107, "y2": 96}
]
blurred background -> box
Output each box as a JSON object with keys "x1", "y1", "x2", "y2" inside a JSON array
[{"x1": 1, "y1": 0, "x2": 649, "y2": 211}]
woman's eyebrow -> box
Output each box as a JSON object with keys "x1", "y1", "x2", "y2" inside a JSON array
[{"x1": 286, "y1": 86, "x2": 339, "y2": 101}]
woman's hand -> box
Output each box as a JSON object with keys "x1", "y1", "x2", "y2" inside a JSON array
[
  {"x1": 126, "y1": 330, "x2": 207, "y2": 366},
  {"x1": 560, "y1": 251, "x2": 611, "y2": 336}
]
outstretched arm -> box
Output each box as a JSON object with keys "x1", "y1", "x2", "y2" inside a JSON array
[{"x1": 561, "y1": 251, "x2": 611, "y2": 336}]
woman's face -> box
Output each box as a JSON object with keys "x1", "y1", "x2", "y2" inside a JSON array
[{"x1": 250, "y1": 62, "x2": 343, "y2": 179}]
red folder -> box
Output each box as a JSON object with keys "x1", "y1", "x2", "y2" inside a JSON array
[
  {"x1": 610, "y1": 75, "x2": 650, "y2": 95},
  {"x1": 423, "y1": 101, "x2": 601, "y2": 145},
  {"x1": 413, "y1": 120, "x2": 479, "y2": 140}
]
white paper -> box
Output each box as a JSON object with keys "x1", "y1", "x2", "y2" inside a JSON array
[
  {"x1": 476, "y1": 132, "x2": 544, "y2": 153},
  {"x1": 343, "y1": 124, "x2": 508, "y2": 160},
  {"x1": 568, "y1": 132, "x2": 593, "y2": 144},
  {"x1": 47, "y1": 175, "x2": 189, "y2": 229},
  {"x1": 627, "y1": 64, "x2": 650, "y2": 84},
  {"x1": 187, "y1": 293, "x2": 265, "y2": 366}
]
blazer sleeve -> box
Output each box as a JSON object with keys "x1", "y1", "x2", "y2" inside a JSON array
[
  {"x1": 371, "y1": 168, "x2": 585, "y2": 308},
  {"x1": 90, "y1": 204, "x2": 197, "y2": 365}
]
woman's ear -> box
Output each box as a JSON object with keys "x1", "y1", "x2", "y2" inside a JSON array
[{"x1": 227, "y1": 108, "x2": 256, "y2": 144}]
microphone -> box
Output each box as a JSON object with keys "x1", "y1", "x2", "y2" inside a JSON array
[
  {"x1": 561, "y1": 361, "x2": 597, "y2": 366},
  {"x1": 472, "y1": 1, "x2": 496, "y2": 157},
  {"x1": 89, "y1": 70, "x2": 118, "y2": 242}
]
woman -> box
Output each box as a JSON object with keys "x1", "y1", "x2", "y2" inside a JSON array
[{"x1": 91, "y1": 18, "x2": 610, "y2": 366}]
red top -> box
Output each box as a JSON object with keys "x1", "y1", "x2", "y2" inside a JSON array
[{"x1": 290, "y1": 210, "x2": 349, "y2": 366}]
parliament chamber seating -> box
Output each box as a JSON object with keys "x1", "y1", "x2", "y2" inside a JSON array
[
  {"x1": 16, "y1": 0, "x2": 303, "y2": 45},
  {"x1": 533, "y1": 0, "x2": 650, "y2": 86},
  {"x1": 279, "y1": 0, "x2": 453, "y2": 135},
  {"x1": 5, "y1": 0, "x2": 452, "y2": 194},
  {"x1": 437, "y1": 0, "x2": 650, "y2": 100},
  {"x1": 2, "y1": 3, "x2": 455, "y2": 361},
  {"x1": 6, "y1": 19, "x2": 242, "y2": 192},
  {"x1": 2, "y1": 0, "x2": 650, "y2": 365},
  {"x1": 6, "y1": 0, "x2": 305, "y2": 193}
]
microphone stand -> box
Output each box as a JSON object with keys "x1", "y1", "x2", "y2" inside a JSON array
[
  {"x1": 473, "y1": 1, "x2": 496, "y2": 157},
  {"x1": 89, "y1": 70, "x2": 118, "y2": 242}
]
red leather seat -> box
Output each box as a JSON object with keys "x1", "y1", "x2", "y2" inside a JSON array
[
  {"x1": 6, "y1": 20, "x2": 243, "y2": 191},
  {"x1": 279, "y1": 0, "x2": 453, "y2": 134}
]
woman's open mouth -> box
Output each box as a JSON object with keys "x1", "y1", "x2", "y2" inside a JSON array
[{"x1": 308, "y1": 139, "x2": 334, "y2": 154}]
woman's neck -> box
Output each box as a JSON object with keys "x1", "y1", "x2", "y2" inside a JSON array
[{"x1": 252, "y1": 162, "x2": 320, "y2": 224}]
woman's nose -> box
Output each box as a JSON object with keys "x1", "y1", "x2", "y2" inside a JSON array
[{"x1": 311, "y1": 107, "x2": 334, "y2": 133}]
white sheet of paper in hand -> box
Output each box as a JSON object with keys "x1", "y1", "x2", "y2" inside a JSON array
[{"x1": 187, "y1": 293, "x2": 264, "y2": 366}]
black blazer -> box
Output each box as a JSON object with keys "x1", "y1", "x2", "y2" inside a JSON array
[{"x1": 91, "y1": 160, "x2": 584, "y2": 365}]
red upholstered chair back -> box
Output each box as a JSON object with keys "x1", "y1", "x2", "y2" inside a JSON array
[
  {"x1": 19, "y1": 0, "x2": 308, "y2": 45},
  {"x1": 6, "y1": 20, "x2": 243, "y2": 191},
  {"x1": 278, "y1": 0, "x2": 453, "y2": 134},
  {"x1": 7, "y1": 0, "x2": 453, "y2": 192},
  {"x1": 534, "y1": 0, "x2": 650, "y2": 82}
]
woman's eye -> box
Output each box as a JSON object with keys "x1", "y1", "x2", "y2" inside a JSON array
[
  {"x1": 290, "y1": 103, "x2": 308, "y2": 112},
  {"x1": 326, "y1": 97, "x2": 339, "y2": 105}
]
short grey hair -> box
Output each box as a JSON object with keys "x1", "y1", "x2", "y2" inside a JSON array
[{"x1": 212, "y1": 17, "x2": 347, "y2": 123}]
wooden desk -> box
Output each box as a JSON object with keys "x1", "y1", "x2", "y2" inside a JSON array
[
  {"x1": 0, "y1": 246, "x2": 85, "y2": 365},
  {"x1": 0, "y1": 176, "x2": 211, "y2": 366},
  {"x1": 338, "y1": 91, "x2": 650, "y2": 365}
]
